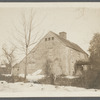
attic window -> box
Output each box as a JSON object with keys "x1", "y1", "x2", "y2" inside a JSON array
[
  {"x1": 52, "y1": 37, "x2": 54, "y2": 40},
  {"x1": 45, "y1": 38, "x2": 47, "y2": 41},
  {"x1": 48, "y1": 37, "x2": 50, "y2": 41}
]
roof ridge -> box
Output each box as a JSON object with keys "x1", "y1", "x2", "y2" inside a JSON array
[{"x1": 52, "y1": 32, "x2": 87, "y2": 55}]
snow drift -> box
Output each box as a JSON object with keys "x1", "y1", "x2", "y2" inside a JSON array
[{"x1": 19, "y1": 69, "x2": 45, "y2": 82}]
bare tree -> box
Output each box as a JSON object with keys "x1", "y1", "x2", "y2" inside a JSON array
[
  {"x1": 2, "y1": 44, "x2": 16, "y2": 73},
  {"x1": 14, "y1": 9, "x2": 45, "y2": 82}
]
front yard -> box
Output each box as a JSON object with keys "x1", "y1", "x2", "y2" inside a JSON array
[{"x1": 0, "y1": 81, "x2": 100, "y2": 97}]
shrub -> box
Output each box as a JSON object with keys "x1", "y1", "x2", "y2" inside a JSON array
[
  {"x1": 38, "y1": 69, "x2": 100, "y2": 89},
  {"x1": 38, "y1": 75, "x2": 86, "y2": 87},
  {"x1": 0, "y1": 74, "x2": 25, "y2": 83},
  {"x1": 84, "y1": 68, "x2": 100, "y2": 89}
]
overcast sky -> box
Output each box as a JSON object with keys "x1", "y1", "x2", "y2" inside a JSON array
[{"x1": 0, "y1": 3, "x2": 100, "y2": 62}]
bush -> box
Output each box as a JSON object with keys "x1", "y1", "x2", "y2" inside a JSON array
[
  {"x1": 12, "y1": 76, "x2": 26, "y2": 82},
  {"x1": 38, "y1": 76, "x2": 55, "y2": 84},
  {"x1": 0, "y1": 74, "x2": 25, "y2": 83},
  {"x1": 38, "y1": 75, "x2": 86, "y2": 87},
  {"x1": 84, "y1": 68, "x2": 100, "y2": 89},
  {"x1": 38, "y1": 68, "x2": 100, "y2": 89}
]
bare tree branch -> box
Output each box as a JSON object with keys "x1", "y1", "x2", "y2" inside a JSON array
[
  {"x1": 2, "y1": 44, "x2": 16, "y2": 68},
  {"x1": 13, "y1": 9, "x2": 45, "y2": 82}
]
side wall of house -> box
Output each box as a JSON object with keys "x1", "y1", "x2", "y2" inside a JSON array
[
  {"x1": 66, "y1": 47, "x2": 88, "y2": 75},
  {"x1": 13, "y1": 32, "x2": 68, "y2": 76}
]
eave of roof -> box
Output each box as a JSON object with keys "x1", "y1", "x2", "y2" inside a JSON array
[{"x1": 52, "y1": 31, "x2": 88, "y2": 55}]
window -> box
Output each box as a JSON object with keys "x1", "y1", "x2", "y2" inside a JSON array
[
  {"x1": 52, "y1": 37, "x2": 54, "y2": 40},
  {"x1": 48, "y1": 37, "x2": 50, "y2": 41},
  {"x1": 45, "y1": 37, "x2": 54, "y2": 41},
  {"x1": 45, "y1": 38, "x2": 47, "y2": 41}
]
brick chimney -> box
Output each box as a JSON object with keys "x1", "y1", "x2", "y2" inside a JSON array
[{"x1": 59, "y1": 32, "x2": 67, "y2": 39}]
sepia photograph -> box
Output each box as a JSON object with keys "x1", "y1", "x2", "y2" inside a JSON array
[{"x1": 0, "y1": 2, "x2": 100, "y2": 97}]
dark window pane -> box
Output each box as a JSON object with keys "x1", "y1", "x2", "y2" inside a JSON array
[
  {"x1": 45, "y1": 38, "x2": 47, "y2": 41},
  {"x1": 52, "y1": 37, "x2": 54, "y2": 40},
  {"x1": 48, "y1": 37, "x2": 50, "y2": 40}
]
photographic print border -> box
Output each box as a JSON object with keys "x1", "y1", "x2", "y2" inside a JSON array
[{"x1": 0, "y1": 1, "x2": 99, "y2": 100}]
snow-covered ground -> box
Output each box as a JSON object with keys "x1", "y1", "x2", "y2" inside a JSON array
[
  {"x1": 19, "y1": 69, "x2": 45, "y2": 82},
  {"x1": 0, "y1": 69, "x2": 100, "y2": 97},
  {"x1": 0, "y1": 81, "x2": 100, "y2": 97}
]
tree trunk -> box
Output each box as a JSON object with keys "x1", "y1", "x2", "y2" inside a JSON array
[
  {"x1": 24, "y1": 47, "x2": 28, "y2": 82},
  {"x1": 50, "y1": 74, "x2": 55, "y2": 85}
]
